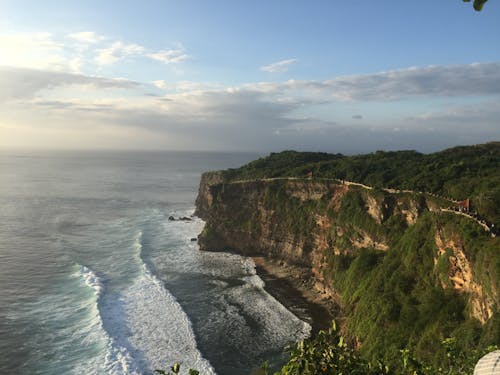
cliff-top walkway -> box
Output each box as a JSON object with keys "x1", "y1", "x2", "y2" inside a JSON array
[{"x1": 226, "y1": 176, "x2": 496, "y2": 237}]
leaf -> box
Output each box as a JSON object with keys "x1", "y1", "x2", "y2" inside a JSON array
[
  {"x1": 463, "y1": 0, "x2": 488, "y2": 11},
  {"x1": 171, "y1": 362, "x2": 181, "y2": 374},
  {"x1": 473, "y1": 0, "x2": 488, "y2": 11}
]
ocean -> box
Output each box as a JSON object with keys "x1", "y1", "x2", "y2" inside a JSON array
[{"x1": 0, "y1": 151, "x2": 311, "y2": 375}]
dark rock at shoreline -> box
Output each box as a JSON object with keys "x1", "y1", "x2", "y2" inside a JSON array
[
  {"x1": 190, "y1": 237, "x2": 197, "y2": 242},
  {"x1": 168, "y1": 216, "x2": 193, "y2": 222}
]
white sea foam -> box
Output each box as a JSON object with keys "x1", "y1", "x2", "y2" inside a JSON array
[
  {"x1": 117, "y1": 231, "x2": 216, "y2": 375},
  {"x1": 79, "y1": 265, "x2": 105, "y2": 297},
  {"x1": 160, "y1": 211, "x2": 311, "y2": 359},
  {"x1": 76, "y1": 264, "x2": 143, "y2": 375}
]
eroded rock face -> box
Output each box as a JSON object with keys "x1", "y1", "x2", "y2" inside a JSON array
[
  {"x1": 351, "y1": 231, "x2": 389, "y2": 251},
  {"x1": 194, "y1": 171, "x2": 225, "y2": 217},
  {"x1": 195, "y1": 174, "x2": 497, "y2": 326},
  {"x1": 399, "y1": 200, "x2": 419, "y2": 226},
  {"x1": 365, "y1": 195, "x2": 384, "y2": 224},
  {"x1": 285, "y1": 181, "x2": 329, "y2": 201},
  {"x1": 435, "y1": 230, "x2": 495, "y2": 323}
]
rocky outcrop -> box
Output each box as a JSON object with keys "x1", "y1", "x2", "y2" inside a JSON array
[
  {"x1": 194, "y1": 171, "x2": 226, "y2": 217},
  {"x1": 435, "y1": 230, "x2": 495, "y2": 323}
]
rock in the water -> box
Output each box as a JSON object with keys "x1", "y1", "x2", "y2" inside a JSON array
[
  {"x1": 190, "y1": 238, "x2": 197, "y2": 242},
  {"x1": 179, "y1": 216, "x2": 192, "y2": 221},
  {"x1": 168, "y1": 216, "x2": 175, "y2": 221}
]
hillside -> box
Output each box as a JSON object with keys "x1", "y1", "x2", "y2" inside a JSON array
[{"x1": 195, "y1": 142, "x2": 500, "y2": 371}]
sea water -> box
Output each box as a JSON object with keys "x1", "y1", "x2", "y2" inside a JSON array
[{"x1": 0, "y1": 151, "x2": 310, "y2": 375}]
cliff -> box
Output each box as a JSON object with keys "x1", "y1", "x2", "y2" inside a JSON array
[{"x1": 195, "y1": 147, "x2": 500, "y2": 368}]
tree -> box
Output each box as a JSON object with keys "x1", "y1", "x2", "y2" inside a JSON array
[{"x1": 463, "y1": 0, "x2": 488, "y2": 11}]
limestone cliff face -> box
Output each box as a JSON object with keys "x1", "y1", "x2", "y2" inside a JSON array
[
  {"x1": 195, "y1": 172, "x2": 498, "y2": 324},
  {"x1": 197, "y1": 173, "x2": 421, "y2": 295},
  {"x1": 434, "y1": 230, "x2": 496, "y2": 323}
]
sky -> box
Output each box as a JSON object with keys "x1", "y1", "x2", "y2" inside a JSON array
[{"x1": 1, "y1": 0, "x2": 499, "y2": 154}]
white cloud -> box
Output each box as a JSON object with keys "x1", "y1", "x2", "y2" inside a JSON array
[
  {"x1": 1, "y1": 31, "x2": 191, "y2": 75},
  {"x1": 95, "y1": 41, "x2": 145, "y2": 65},
  {"x1": 148, "y1": 49, "x2": 189, "y2": 64},
  {"x1": 152, "y1": 80, "x2": 219, "y2": 92},
  {"x1": 322, "y1": 63, "x2": 500, "y2": 101},
  {"x1": 250, "y1": 62, "x2": 500, "y2": 102},
  {"x1": 67, "y1": 31, "x2": 105, "y2": 44},
  {"x1": 260, "y1": 58, "x2": 298, "y2": 73},
  {"x1": 0, "y1": 32, "x2": 69, "y2": 71},
  {"x1": 152, "y1": 80, "x2": 169, "y2": 90},
  {"x1": 0, "y1": 67, "x2": 139, "y2": 102}
]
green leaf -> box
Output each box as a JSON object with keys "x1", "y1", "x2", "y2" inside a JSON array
[
  {"x1": 473, "y1": 0, "x2": 488, "y2": 11},
  {"x1": 463, "y1": 0, "x2": 488, "y2": 11}
]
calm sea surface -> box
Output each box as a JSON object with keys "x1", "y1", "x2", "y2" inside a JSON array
[{"x1": 0, "y1": 151, "x2": 311, "y2": 375}]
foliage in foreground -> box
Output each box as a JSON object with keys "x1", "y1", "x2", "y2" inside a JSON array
[
  {"x1": 155, "y1": 362, "x2": 199, "y2": 375},
  {"x1": 156, "y1": 322, "x2": 496, "y2": 374},
  {"x1": 264, "y1": 322, "x2": 496, "y2": 375}
]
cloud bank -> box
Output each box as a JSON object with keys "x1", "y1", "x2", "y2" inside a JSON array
[
  {"x1": 1, "y1": 60, "x2": 499, "y2": 152},
  {"x1": 0, "y1": 67, "x2": 138, "y2": 102},
  {"x1": 251, "y1": 62, "x2": 500, "y2": 101}
]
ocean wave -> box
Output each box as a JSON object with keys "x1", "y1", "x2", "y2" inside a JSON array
[
  {"x1": 117, "y1": 231, "x2": 216, "y2": 374},
  {"x1": 78, "y1": 265, "x2": 105, "y2": 297},
  {"x1": 76, "y1": 264, "x2": 143, "y2": 375}
]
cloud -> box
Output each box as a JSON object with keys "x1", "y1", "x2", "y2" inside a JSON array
[
  {"x1": 152, "y1": 80, "x2": 219, "y2": 92},
  {"x1": 0, "y1": 32, "x2": 69, "y2": 71},
  {"x1": 67, "y1": 31, "x2": 105, "y2": 44},
  {"x1": 352, "y1": 114, "x2": 363, "y2": 119},
  {"x1": 1, "y1": 31, "x2": 191, "y2": 76},
  {"x1": 260, "y1": 58, "x2": 298, "y2": 73},
  {"x1": 148, "y1": 49, "x2": 189, "y2": 64},
  {"x1": 96, "y1": 41, "x2": 145, "y2": 65},
  {"x1": 0, "y1": 67, "x2": 139, "y2": 102},
  {"x1": 2, "y1": 61, "x2": 499, "y2": 152},
  {"x1": 250, "y1": 62, "x2": 500, "y2": 101},
  {"x1": 324, "y1": 63, "x2": 500, "y2": 101}
]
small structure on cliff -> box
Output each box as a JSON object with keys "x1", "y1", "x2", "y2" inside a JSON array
[{"x1": 454, "y1": 198, "x2": 471, "y2": 212}]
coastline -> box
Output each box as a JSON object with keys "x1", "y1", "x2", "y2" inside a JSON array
[{"x1": 252, "y1": 256, "x2": 340, "y2": 337}]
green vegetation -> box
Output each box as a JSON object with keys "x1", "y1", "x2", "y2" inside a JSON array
[
  {"x1": 463, "y1": 0, "x2": 488, "y2": 11},
  {"x1": 265, "y1": 322, "x2": 497, "y2": 374},
  {"x1": 222, "y1": 142, "x2": 500, "y2": 225},
  {"x1": 155, "y1": 363, "x2": 199, "y2": 375},
  {"x1": 329, "y1": 213, "x2": 499, "y2": 369}
]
